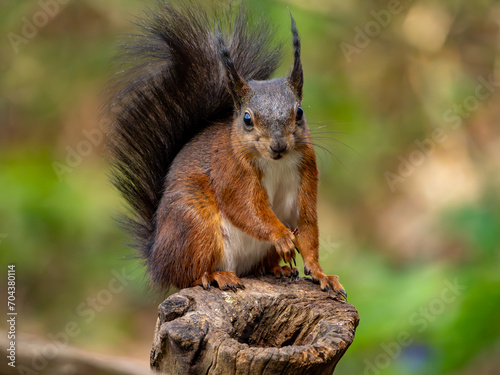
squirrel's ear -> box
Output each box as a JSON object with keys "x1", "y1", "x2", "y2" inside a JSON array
[
  {"x1": 288, "y1": 13, "x2": 303, "y2": 101},
  {"x1": 216, "y1": 32, "x2": 249, "y2": 110}
]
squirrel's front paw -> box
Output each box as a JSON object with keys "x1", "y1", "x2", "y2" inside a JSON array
[
  {"x1": 310, "y1": 271, "x2": 347, "y2": 301},
  {"x1": 274, "y1": 231, "x2": 296, "y2": 264}
]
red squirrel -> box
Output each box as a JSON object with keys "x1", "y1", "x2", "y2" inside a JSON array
[{"x1": 107, "y1": 1, "x2": 346, "y2": 301}]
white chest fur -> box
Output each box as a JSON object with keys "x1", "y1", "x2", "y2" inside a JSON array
[{"x1": 219, "y1": 152, "x2": 302, "y2": 276}]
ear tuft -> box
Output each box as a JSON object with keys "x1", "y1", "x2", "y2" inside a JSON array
[
  {"x1": 216, "y1": 31, "x2": 249, "y2": 110},
  {"x1": 288, "y1": 13, "x2": 303, "y2": 100}
]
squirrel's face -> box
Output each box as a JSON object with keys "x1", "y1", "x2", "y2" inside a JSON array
[
  {"x1": 219, "y1": 13, "x2": 305, "y2": 161},
  {"x1": 233, "y1": 79, "x2": 307, "y2": 161}
]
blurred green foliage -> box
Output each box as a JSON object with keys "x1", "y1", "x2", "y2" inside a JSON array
[{"x1": 1, "y1": 0, "x2": 500, "y2": 373}]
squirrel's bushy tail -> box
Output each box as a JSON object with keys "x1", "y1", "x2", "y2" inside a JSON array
[{"x1": 106, "y1": 1, "x2": 283, "y2": 258}]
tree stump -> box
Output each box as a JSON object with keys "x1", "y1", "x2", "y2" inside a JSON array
[{"x1": 150, "y1": 275, "x2": 359, "y2": 374}]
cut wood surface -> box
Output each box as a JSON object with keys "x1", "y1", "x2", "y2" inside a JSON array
[{"x1": 151, "y1": 274, "x2": 359, "y2": 374}]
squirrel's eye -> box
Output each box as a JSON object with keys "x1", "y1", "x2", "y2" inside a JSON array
[
  {"x1": 296, "y1": 106, "x2": 304, "y2": 122},
  {"x1": 243, "y1": 112, "x2": 253, "y2": 130}
]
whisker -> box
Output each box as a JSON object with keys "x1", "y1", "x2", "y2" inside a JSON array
[
  {"x1": 308, "y1": 120, "x2": 356, "y2": 128},
  {"x1": 294, "y1": 137, "x2": 349, "y2": 171},
  {"x1": 311, "y1": 137, "x2": 358, "y2": 155},
  {"x1": 309, "y1": 130, "x2": 350, "y2": 136}
]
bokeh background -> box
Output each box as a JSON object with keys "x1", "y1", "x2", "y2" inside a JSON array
[{"x1": 2, "y1": 0, "x2": 500, "y2": 374}]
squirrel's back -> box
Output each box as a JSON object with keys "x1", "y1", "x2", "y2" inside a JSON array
[{"x1": 106, "y1": 1, "x2": 283, "y2": 259}]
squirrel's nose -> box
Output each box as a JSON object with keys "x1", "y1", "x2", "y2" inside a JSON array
[{"x1": 270, "y1": 142, "x2": 287, "y2": 154}]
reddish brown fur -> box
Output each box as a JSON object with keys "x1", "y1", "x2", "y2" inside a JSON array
[
  {"x1": 151, "y1": 115, "x2": 346, "y2": 295},
  {"x1": 113, "y1": 6, "x2": 346, "y2": 299},
  {"x1": 152, "y1": 120, "x2": 311, "y2": 289}
]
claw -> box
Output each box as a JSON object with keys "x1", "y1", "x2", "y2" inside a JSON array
[
  {"x1": 201, "y1": 273, "x2": 211, "y2": 290},
  {"x1": 339, "y1": 289, "x2": 348, "y2": 302},
  {"x1": 292, "y1": 258, "x2": 296, "y2": 267},
  {"x1": 295, "y1": 247, "x2": 300, "y2": 254},
  {"x1": 323, "y1": 284, "x2": 331, "y2": 296}
]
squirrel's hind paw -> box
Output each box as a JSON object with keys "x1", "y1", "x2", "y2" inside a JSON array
[
  {"x1": 272, "y1": 265, "x2": 299, "y2": 281},
  {"x1": 306, "y1": 272, "x2": 347, "y2": 302},
  {"x1": 319, "y1": 274, "x2": 347, "y2": 302},
  {"x1": 193, "y1": 271, "x2": 245, "y2": 292}
]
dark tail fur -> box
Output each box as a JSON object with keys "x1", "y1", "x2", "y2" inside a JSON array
[{"x1": 106, "y1": 1, "x2": 283, "y2": 259}]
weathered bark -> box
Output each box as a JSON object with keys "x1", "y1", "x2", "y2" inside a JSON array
[{"x1": 151, "y1": 275, "x2": 359, "y2": 374}]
